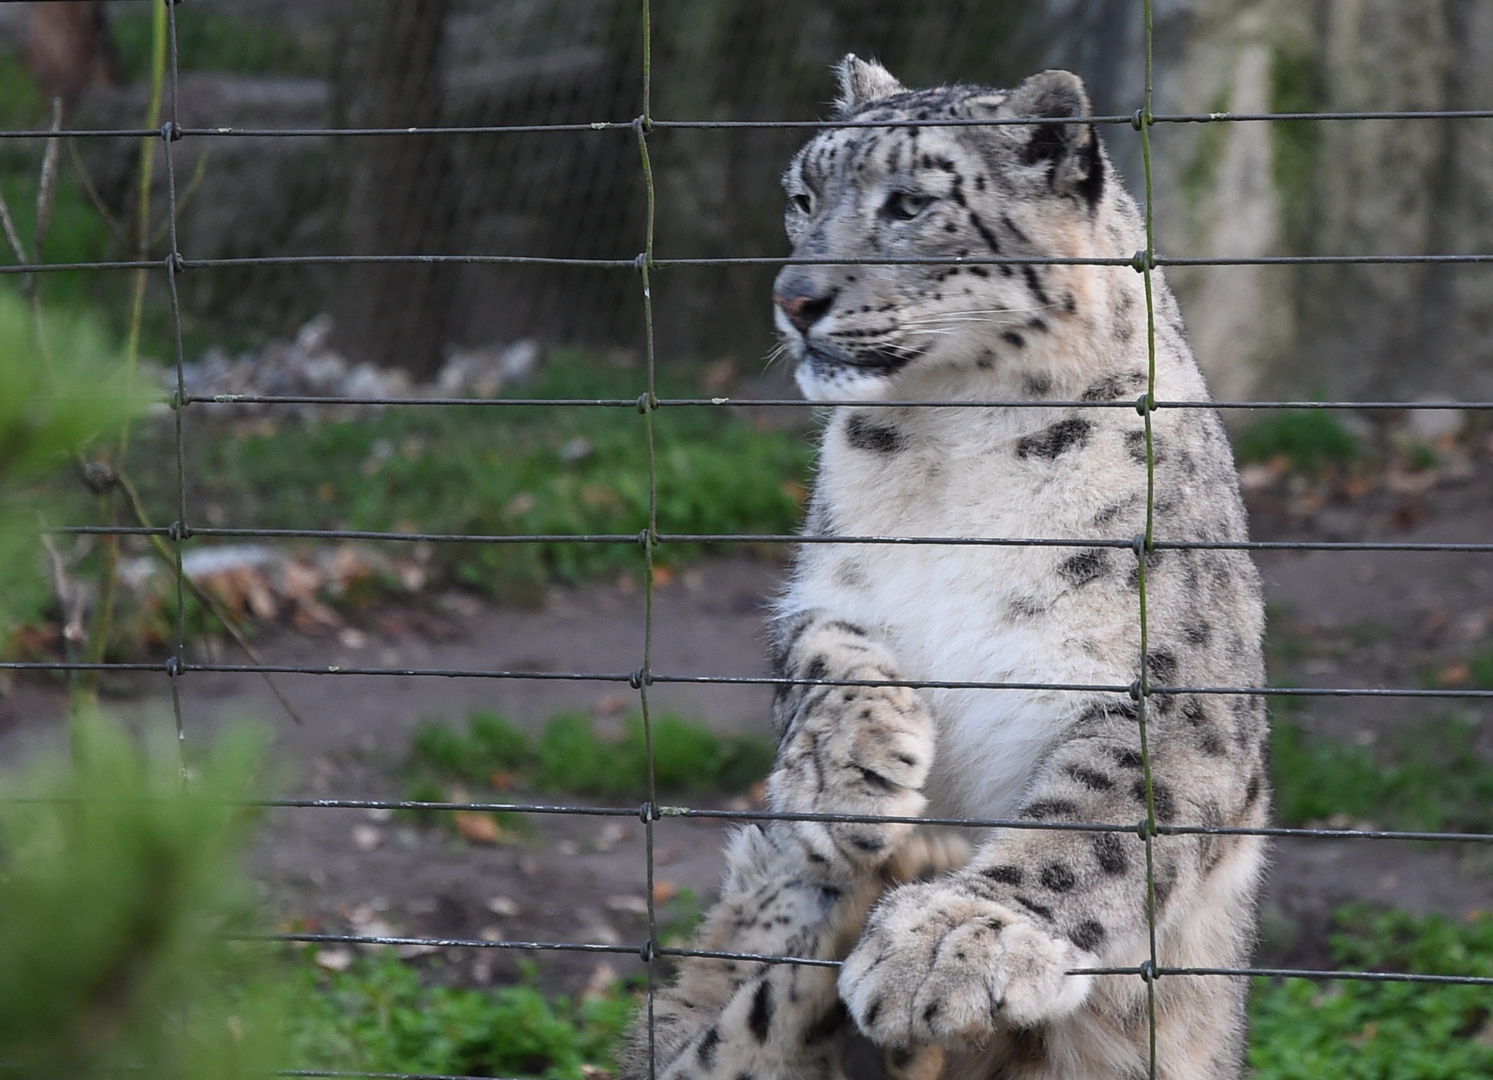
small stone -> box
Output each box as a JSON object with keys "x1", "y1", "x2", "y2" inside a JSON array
[
  {"x1": 1406, "y1": 397, "x2": 1464, "y2": 441},
  {"x1": 314, "y1": 948, "x2": 354, "y2": 972},
  {"x1": 486, "y1": 895, "x2": 521, "y2": 917},
  {"x1": 595, "y1": 822, "x2": 631, "y2": 852},
  {"x1": 605, "y1": 894, "x2": 648, "y2": 915}
]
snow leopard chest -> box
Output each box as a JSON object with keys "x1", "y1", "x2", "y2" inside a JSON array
[{"x1": 788, "y1": 405, "x2": 1152, "y2": 817}]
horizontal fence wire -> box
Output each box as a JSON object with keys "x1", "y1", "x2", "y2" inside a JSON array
[
  {"x1": 6, "y1": 107, "x2": 1493, "y2": 141},
  {"x1": 3, "y1": 0, "x2": 1490, "y2": 1076},
  {"x1": 7, "y1": 253, "x2": 1493, "y2": 275}
]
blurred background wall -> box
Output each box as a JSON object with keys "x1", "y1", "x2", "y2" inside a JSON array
[{"x1": 1, "y1": 0, "x2": 1490, "y2": 399}]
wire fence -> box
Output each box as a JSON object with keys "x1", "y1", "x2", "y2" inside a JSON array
[{"x1": 4, "y1": 1, "x2": 1493, "y2": 1078}]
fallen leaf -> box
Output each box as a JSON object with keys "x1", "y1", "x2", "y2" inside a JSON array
[
  {"x1": 652, "y1": 880, "x2": 679, "y2": 905},
  {"x1": 1438, "y1": 660, "x2": 1470, "y2": 686},
  {"x1": 454, "y1": 811, "x2": 503, "y2": 844},
  {"x1": 605, "y1": 894, "x2": 648, "y2": 915},
  {"x1": 591, "y1": 691, "x2": 631, "y2": 718}
]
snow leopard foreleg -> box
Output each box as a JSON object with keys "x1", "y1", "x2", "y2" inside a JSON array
[
  {"x1": 620, "y1": 614, "x2": 955, "y2": 1080},
  {"x1": 839, "y1": 705, "x2": 1267, "y2": 1055}
]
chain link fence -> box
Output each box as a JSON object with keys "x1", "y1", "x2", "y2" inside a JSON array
[{"x1": 3, "y1": 1, "x2": 1493, "y2": 1078}]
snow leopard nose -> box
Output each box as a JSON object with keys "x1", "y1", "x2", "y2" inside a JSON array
[{"x1": 773, "y1": 281, "x2": 836, "y2": 333}]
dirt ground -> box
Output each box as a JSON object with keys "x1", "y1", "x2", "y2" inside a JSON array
[{"x1": 4, "y1": 442, "x2": 1493, "y2": 994}]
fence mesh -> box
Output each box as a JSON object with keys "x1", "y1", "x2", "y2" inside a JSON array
[{"x1": 3, "y1": 2, "x2": 1493, "y2": 1079}]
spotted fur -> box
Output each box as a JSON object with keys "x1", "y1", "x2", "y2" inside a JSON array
[
  {"x1": 633, "y1": 55, "x2": 1268, "y2": 1080},
  {"x1": 620, "y1": 670, "x2": 968, "y2": 1080}
]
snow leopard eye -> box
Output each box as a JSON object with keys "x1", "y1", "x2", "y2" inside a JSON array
[
  {"x1": 788, "y1": 193, "x2": 813, "y2": 215},
  {"x1": 883, "y1": 190, "x2": 933, "y2": 221}
]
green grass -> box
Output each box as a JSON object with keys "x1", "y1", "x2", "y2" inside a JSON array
[
  {"x1": 1272, "y1": 713, "x2": 1493, "y2": 833},
  {"x1": 286, "y1": 954, "x2": 634, "y2": 1080},
  {"x1": 1250, "y1": 907, "x2": 1493, "y2": 1079},
  {"x1": 282, "y1": 906, "x2": 1493, "y2": 1080},
  {"x1": 407, "y1": 708, "x2": 776, "y2": 801},
  {"x1": 131, "y1": 353, "x2": 813, "y2": 602},
  {"x1": 1236, "y1": 408, "x2": 1359, "y2": 472},
  {"x1": 112, "y1": 9, "x2": 326, "y2": 80}
]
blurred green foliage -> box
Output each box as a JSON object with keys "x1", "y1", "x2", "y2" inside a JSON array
[
  {"x1": 1250, "y1": 907, "x2": 1493, "y2": 1079},
  {"x1": 408, "y1": 707, "x2": 776, "y2": 801},
  {"x1": 0, "y1": 714, "x2": 281, "y2": 1080},
  {"x1": 112, "y1": 9, "x2": 327, "y2": 81},
  {"x1": 0, "y1": 290, "x2": 149, "y2": 636},
  {"x1": 1272, "y1": 713, "x2": 1493, "y2": 834},
  {"x1": 130, "y1": 353, "x2": 813, "y2": 602},
  {"x1": 1236, "y1": 408, "x2": 1359, "y2": 472},
  {"x1": 286, "y1": 954, "x2": 633, "y2": 1080}
]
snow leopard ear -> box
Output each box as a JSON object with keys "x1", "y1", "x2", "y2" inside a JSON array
[
  {"x1": 833, "y1": 54, "x2": 905, "y2": 117},
  {"x1": 999, "y1": 69, "x2": 1105, "y2": 208}
]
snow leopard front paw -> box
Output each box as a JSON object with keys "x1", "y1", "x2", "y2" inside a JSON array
[
  {"x1": 839, "y1": 882, "x2": 1095, "y2": 1045},
  {"x1": 767, "y1": 665, "x2": 935, "y2": 875}
]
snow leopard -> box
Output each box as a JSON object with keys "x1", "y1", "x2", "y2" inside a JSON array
[{"x1": 623, "y1": 56, "x2": 1268, "y2": 1080}]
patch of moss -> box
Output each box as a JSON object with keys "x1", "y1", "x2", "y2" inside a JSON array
[{"x1": 1270, "y1": 47, "x2": 1324, "y2": 249}]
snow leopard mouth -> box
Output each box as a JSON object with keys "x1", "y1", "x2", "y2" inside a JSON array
[{"x1": 800, "y1": 342, "x2": 922, "y2": 376}]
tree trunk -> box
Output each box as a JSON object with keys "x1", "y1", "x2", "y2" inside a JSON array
[{"x1": 330, "y1": 0, "x2": 455, "y2": 379}]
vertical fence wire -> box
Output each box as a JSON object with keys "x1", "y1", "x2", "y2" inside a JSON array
[
  {"x1": 3, "y1": 2, "x2": 1493, "y2": 1079},
  {"x1": 1136, "y1": 1, "x2": 1161, "y2": 1074},
  {"x1": 633, "y1": 3, "x2": 661, "y2": 1076}
]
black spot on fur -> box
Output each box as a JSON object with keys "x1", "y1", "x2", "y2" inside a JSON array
[
  {"x1": 864, "y1": 997, "x2": 883, "y2": 1025},
  {"x1": 1059, "y1": 549, "x2": 1110, "y2": 586},
  {"x1": 1132, "y1": 779, "x2": 1176, "y2": 822},
  {"x1": 805, "y1": 656, "x2": 828, "y2": 682},
  {"x1": 1145, "y1": 649, "x2": 1178, "y2": 685},
  {"x1": 1017, "y1": 417, "x2": 1092, "y2": 460},
  {"x1": 983, "y1": 864, "x2": 1024, "y2": 886},
  {"x1": 1081, "y1": 371, "x2": 1146, "y2": 402},
  {"x1": 825, "y1": 619, "x2": 870, "y2": 638},
  {"x1": 923, "y1": 1002, "x2": 940, "y2": 1022},
  {"x1": 1112, "y1": 746, "x2": 1143, "y2": 769},
  {"x1": 1093, "y1": 499, "x2": 1135, "y2": 528},
  {"x1": 802, "y1": 1000, "x2": 847, "y2": 1045},
  {"x1": 1074, "y1": 132, "x2": 1106, "y2": 209},
  {"x1": 748, "y1": 981, "x2": 774, "y2": 1042},
  {"x1": 1040, "y1": 864, "x2": 1077, "y2": 892},
  {"x1": 697, "y1": 1026, "x2": 720, "y2": 1067},
  {"x1": 1092, "y1": 832, "x2": 1128, "y2": 875},
  {"x1": 1064, "y1": 764, "x2": 1115, "y2": 791},
  {"x1": 1022, "y1": 265, "x2": 1051, "y2": 307},
  {"x1": 1015, "y1": 895, "x2": 1053, "y2": 920},
  {"x1": 1244, "y1": 772, "x2": 1261, "y2": 808},
  {"x1": 968, "y1": 210, "x2": 1002, "y2": 253},
  {"x1": 888, "y1": 1047, "x2": 914, "y2": 1069},
  {"x1": 1075, "y1": 698, "x2": 1138, "y2": 726},
  {"x1": 1009, "y1": 1026, "x2": 1049, "y2": 1068},
  {"x1": 1022, "y1": 799, "x2": 1078, "y2": 820},
  {"x1": 1154, "y1": 859, "x2": 1178, "y2": 908},
  {"x1": 1123, "y1": 429, "x2": 1152, "y2": 466},
  {"x1": 1001, "y1": 330, "x2": 1026, "y2": 349},
  {"x1": 1069, "y1": 919, "x2": 1106, "y2": 952},
  {"x1": 1126, "y1": 549, "x2": 1164, "y2": 590},
  {"x1": 1008, "y1": 595, "x2": 1046, "y2": 618},
  {"x1": 1023, "y1": 372, "x2": 1052, "y2": 396},
  {"x1": 1183, "y1": 621, "x2": 1212, "y2": 646}
]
